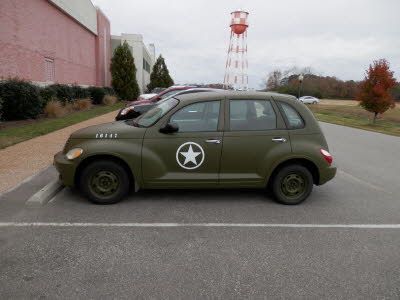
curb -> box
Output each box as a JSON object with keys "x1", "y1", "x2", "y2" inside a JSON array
[
  {"x1": 0, "y1": 166, "x2": 52, "y2": 199},
  {"x1": 26, "y1": 179, "x2": 64, "y2": 206}
]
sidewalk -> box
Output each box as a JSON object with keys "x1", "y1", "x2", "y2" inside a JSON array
[{"x1": 0, "y1": 110, "x2": 119, "y2": 194}]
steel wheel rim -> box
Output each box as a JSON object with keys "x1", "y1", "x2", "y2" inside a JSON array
[
  {"x1": 281, "y1": 173, "x2": 307, "y2": 199},
  {"x1": 89, "y1": 170, "x2": 119, "y2": 198}
]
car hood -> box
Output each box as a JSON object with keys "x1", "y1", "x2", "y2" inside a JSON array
[{"x1": 70, "y1": 121, "x2": 146, "y2": 139}]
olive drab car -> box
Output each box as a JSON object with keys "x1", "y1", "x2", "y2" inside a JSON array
[{"x1": 54, "y1": 91, "x2": 336, "y2": 205}]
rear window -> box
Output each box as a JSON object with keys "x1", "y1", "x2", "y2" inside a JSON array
[
  {"x1": 280, "y1": 102, "x2": 305, "y2": 129},
  {"x1": 229, "y1": 100, "x2": 277, "y2": 131}
]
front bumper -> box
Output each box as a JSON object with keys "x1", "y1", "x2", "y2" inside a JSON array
[
  {"x1": 318, "y1": 163, "x2": 337, "y2": 185},
  {"x1": 53, "y1": 151, "x2": 77, "y2": 187}
]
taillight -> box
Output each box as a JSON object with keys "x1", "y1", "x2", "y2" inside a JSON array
[{"x1": 320, "y1": 149, "x2": 333, "y2": 164}]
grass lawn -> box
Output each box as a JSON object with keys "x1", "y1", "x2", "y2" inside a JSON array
[
  {"x1": 308, "y1": 104, "x2": 400, "y2": 136},
  {"x1": 0, "y1": 103, "x2": 124, "y2": 149}
]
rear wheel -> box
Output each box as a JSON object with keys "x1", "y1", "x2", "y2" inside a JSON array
[
  {"x1": 79, "y1": 160, "x2": 130, "y2": 204},
  {"x1": 271, "y1": 165, "x2": 313, "y2": 205}
]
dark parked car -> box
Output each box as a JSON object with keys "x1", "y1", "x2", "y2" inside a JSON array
[
  {"x1": 116, "y1": 88, "x2": 223, "y2": 121},
  {"x1": 54, "y1": 91, "x2": 336, "y2": 205},
  {"x1": 125, "y1": 86, "x2": 197, "y2": 107}
]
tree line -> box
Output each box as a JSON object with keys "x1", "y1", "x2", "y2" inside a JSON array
[{"x1": 263, "y1": 66, "x2": 400, "y2": 101}]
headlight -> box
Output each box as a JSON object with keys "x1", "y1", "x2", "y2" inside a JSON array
[
  {"x1": 121, "y1": 107, "x2": 134, "y2": 115},
  {"x1": 66, "y1": 148, "x2": 83, "y2": 160}
]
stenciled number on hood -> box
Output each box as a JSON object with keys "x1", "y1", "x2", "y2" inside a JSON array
[{"x1": 95, "y1": 133, "x2": 118, "y2": 139}]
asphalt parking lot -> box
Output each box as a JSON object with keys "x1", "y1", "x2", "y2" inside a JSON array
[{"x1": 1, "y1": 122, "x2": 400, "y2": 299}]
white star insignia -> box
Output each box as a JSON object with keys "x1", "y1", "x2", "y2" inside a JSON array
[{"x1": 180, "y1": 145, "x2": 201, "y2": 166}]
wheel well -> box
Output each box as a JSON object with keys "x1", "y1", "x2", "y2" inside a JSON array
[
  {"x1": 74, "y1": 155, "x2": 134, "y2": 188},
  {"x1": 268, "y1": 158, "x2": 320, "y2": 187}
]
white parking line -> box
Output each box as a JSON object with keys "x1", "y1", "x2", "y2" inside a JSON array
[{"x1": 1, "y1": 222, "x2": 400, "y2": 229}]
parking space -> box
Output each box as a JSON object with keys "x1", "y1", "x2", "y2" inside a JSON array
[{"x1": 0, "y1": 122, "x2": 400, "y2": 298}]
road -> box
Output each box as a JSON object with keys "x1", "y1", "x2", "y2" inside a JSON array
[{"x1": 0, "y1": 123, "x2": 399, "y2": 299}]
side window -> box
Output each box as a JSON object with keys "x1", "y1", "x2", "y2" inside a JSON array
[
  {"x1": 170, "y1": 101, "x2": 220, "y2": 132},
  {"x1": 229, "y1": 100, "x2": 277, "y2": 131},
  {"x1": 280, "y1": 102, "x2": 305, "y2": 129}
]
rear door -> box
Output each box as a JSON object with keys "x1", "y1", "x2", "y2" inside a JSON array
[{"x1": 219, "y1": 98, "x2": 291, "y2": 188}]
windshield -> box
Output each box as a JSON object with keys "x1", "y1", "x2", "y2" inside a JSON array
[{"x1": 136, "y1": 98, "x2": 179, "y2": 127}]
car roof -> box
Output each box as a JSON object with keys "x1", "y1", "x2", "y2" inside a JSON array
[
  {"x1": 177, "y1": 88, "x2": 224, "y2": 93},
  {"x1": 174, "y1": 91, "x2": 297, "y2": 103}
]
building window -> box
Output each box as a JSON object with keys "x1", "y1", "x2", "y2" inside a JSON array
[
  {"x1": 143, "y1": 58, "x2": 151, "y2": 73},
  {"x1": 45, "y1": 58, "x2": 55, "y2": 82}
]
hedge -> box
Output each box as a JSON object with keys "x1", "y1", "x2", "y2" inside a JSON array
[
  {"x1": 0, "y1": 79, "x2": 45, "y2": 120},
  {"x1": 87, "y1": 86, "x2": 106, "y2": 105},
  {"x1": 0, "y1": 79, "x2": 116, "y2": 121}
]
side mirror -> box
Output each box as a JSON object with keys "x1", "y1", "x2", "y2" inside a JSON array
[{"x1": 159, "y1": 122, "x2": 179, "y2": 134}]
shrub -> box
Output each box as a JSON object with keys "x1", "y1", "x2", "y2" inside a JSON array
[
  {"x1": 103, "y1": 95, "x2": 118, "y2": 106},
  {"x1": 0, "y1": 79, "x2": 44, "y2": 120},
  {"x1": 103, "y1": 86, "x2": 116, "y2": 96},
  {"x1": 44, "y1": 100, "x2": 67, "y2": 118},
  {"x1": 48, "y1": 84, "x2": 74, "y2": 104},
  {"x1": 0, "y1": 97, "x2": 3, "y2": 121},
  {"x1": 72, "y1": 98, "x2": 92, "y2": 111},
  {"x1": 40, "y1": 86, "x2": 57, "y2": 104},
  {"x1": 88, "y1": 86, "x2": 106, "y2": 105},
  {"x1": 71, "y1": 85, "x2": 90, "y2": 100}
]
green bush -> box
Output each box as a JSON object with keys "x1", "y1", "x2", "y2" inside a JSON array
[
  {"x1": 0, "y1": 96, "x2": 3, "y2": 121},
  {"x1": 40, "y1": 86, "x2": 57, "y2": 103},
  {"x1": 47, "y1": 84, "x2": 74, "y2": 104},
  {"x1": 103, "y1": 86, "x2": 116, "y2": 96},
  {"x1": 0, "y1": 79, "x2": 44, "y2": 120},
  {"x1": 71, "y1": 85, "x2": 90, "y2": 99},
  {"x1": 88, "y1": 86, "x2": 106, "y2": 105}
]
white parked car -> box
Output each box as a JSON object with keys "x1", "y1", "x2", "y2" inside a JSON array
[
  {"x1": 299, "y1": 96, "x2": 319, "y2": 104},
  {"x1": 137, "y1": 93, "x2": 157, "y2": 100}
]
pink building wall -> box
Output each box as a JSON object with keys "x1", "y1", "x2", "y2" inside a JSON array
[{"x1": 0, "y1": 0, "x2": 111, "y2": 87}]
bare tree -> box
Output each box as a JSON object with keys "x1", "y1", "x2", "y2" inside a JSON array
[{"x1": 265, "y1": 70, "x2": 283, "y2": 90}]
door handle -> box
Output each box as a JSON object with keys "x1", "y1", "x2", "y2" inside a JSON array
[
  {"x1": 272, "y1": 137, "x2": 287, "y2": 143},
  {"x1": 205, "y1": 139, "x2": 221, "y2": 144}
]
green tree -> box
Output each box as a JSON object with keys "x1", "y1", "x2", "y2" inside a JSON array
[
  {"x1": 110, "y1": 41, "x2": 140, "y2": 101},
  {"x1": 147, "y1": 55, "x2": 174, "y2": 92}
]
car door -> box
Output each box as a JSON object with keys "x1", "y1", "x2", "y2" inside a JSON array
[
  {"x1": 219, "y1": 98, "x2": 291, "y2": 188},
  {"x1": 142, "y1": 99, "x2": 224, "y2": 188}
]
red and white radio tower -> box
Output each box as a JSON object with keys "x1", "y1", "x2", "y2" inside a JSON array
[{"x1": 224, "y1": 9, "x2": 249, "y2": 90}]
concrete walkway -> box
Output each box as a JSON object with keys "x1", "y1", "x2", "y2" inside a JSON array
[{"x1": 0, "y1": 111, "x2": 118, "y2": 194}]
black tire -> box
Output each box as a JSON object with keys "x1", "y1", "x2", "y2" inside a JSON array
[
  {"x1": 313, "y1": 101, "x2": 317, "y2": 104},
  {"x1": 79, "y1": 160, "x2": 130, "y2": 204},
  {"x1": 271, "y1": 165, "x2": 313, "y2": 205}
]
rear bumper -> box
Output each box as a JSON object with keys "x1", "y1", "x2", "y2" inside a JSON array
[
  {"x1": 53, "y1": 151, "x2": 77, "y2": 187},
  {"x1": 318, "y1": 164, "x2": 337, "y2": 185}
]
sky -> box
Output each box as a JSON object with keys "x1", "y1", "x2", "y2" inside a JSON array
[{"x1": 92, "y1": 0, "x2": 400, "y2": 88}]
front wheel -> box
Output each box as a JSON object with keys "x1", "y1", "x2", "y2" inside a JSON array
[
  {"x1": 313, "y1": 101, "x2": 317, "y2": 104},
  {"x1": 79, "y1": 160, "x2": 130, "y2": 204},
  {"x1": 271, "y1": 165, "x2": 313, "y2": 205}
]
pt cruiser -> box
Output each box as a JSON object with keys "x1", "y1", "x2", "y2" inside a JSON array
[{"x1": 54, "y1": 91, "x2": 336, "y2": 205}]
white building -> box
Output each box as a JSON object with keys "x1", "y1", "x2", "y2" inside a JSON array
[{"x1": 111, "y1": 34, "x2": 155, "y2": 93}]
